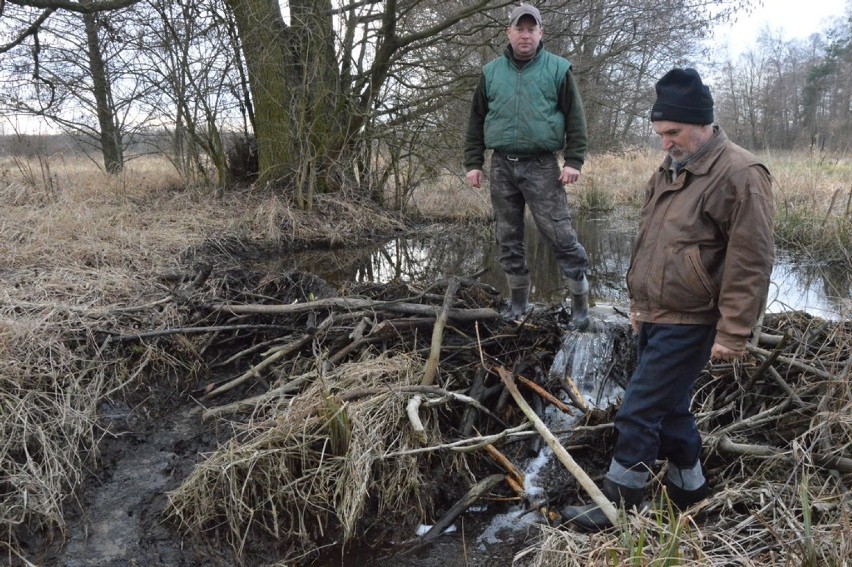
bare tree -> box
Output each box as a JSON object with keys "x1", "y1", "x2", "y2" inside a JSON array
[
  {"x1": 131, "y1": 0, "x2": 245, "y2": 188},
  {"x1": 2, "y1": 0, "x2": 768, "y2": 202},
  {"x1": 714, "y1": 4, "x2": 852, "y2": 153},
  {"x1": 0, "y1": 1, "x2": 149, "y2": 172}
]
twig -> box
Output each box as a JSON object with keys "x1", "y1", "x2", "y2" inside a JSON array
[
  {"x1": 766, "y1": 365, "x2": 807, "y2": 407},
  {"x1": 561, "y1": 373, "x2": 589, "y2": 414},
  {"x1": 745, "y1": 332, "x2": 788, "y2": 385},
  {"x1": 422, "y1": 277, "x2": 459, "y2": 386},
  {"x1": 482, "y1": 444, "x2": 526, "y2": 496},
  {"x1": 714, "y1": 436, "x2": 852, "y2": 473},
  {"x1": 200, "y1": 371, "x2": 318, "y2": 420},
  {"x1": 711, "y1": 399, "x2": 792, "y2": 438},
  {"x1": 339, "y1": 385, "x2": 508, "y2": 428},
  {"x1": 516, "y1": 374, "x2": 574, "y2": 415},
  {"x1": 202, "y1": 314, "x2": 333, "y2": 399},
  {"x1": 209, "y1": 296, "x2": 499, "y2": 321},
  {"x1": 460, "y1": 368, "x2": 487, "y2": 436},
  {"x1": 100, "y1": 324, "x2": 291, "y2": 342},
  {"x1": 746, "y1": 344, "x2": 835, "y2": 380},
  {"x1": 382, "y1": 424, "x2": 532, "y2": 457},
  {"x1": 407, "y1": 395, "x2": 427, "y2": 444},
  {"x1": 402, "y1": 474, "x2": 504, "y2": 554}
]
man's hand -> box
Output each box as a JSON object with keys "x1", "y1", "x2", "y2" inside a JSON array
[
  {"x1": 711, "y1": 342, "x2": 741, "y2": 362},
  {"x1": 560, "y1": 166, "x2": 581, "y2": 185},
  {"x1": 466, "y1": 169, "x2": 484, "y2": 188},
  {"x1": 630, "y1": 312, "x2": 640, "y2": 333}
]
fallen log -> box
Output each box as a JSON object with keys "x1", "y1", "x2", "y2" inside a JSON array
[{"x1": 208, "y1": 297, "x2": 500, "y2": 321}]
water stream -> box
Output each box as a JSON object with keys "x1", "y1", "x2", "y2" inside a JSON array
[{"x1": 280, "y1": 213, "x2": 849, "y2": 320}]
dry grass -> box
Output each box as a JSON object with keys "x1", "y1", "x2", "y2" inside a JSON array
[
  {"x1": 762, "y1": 150, "x2": 852, "y2": 264},
  {"x1": 1, "y1": 149, "x2": 849, "y2": 565},
  {"x1": 165, "y1": 352, "x2": 445, "y2": 559},
  {"x1": 378, "y1": 146, "x2": 849, "y2": 259},
  {"x1": 409, "y1": 150, "x2": 658, "y2": 220},
  {"x1": 0, "y1": 153, "x2": 408, "y2": 555},
  {"x1": 408, "y1": 171, "x2": 493, "y2": 220},
  {"x1": 524, "y1": 476, "x2": 851, "y2": 566}
]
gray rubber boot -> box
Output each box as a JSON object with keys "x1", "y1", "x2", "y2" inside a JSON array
[
  {"x1": 565, "y1": 275, "x2": 590, "y2": 331},
  {"x1": 502, "y1": 274, "x2": 531, "y2": 320},
  {"x1": 561, "y1": 478, "x2": 644, "y2": 532},
  {"x1": 664, "y1": 461, "x2": 710, "y2": 510}
]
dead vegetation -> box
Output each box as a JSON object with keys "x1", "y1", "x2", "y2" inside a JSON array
[
  {"x1": 8, "y1": 258, "x2": 838, "y2": 566},
  {"x1": 156, "y1": 276, "x2": 849, "y2": 565},
  {"x1": 0, "y1": 154, "x2": 849, "y2": 566}
]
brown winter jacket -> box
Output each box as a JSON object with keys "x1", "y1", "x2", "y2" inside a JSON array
[{"x1": 626, "y1": 127, "x2": 775, "y2": 352}]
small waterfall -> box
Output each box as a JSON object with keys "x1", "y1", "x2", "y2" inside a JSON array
[
  {"x1": 548, "y1": 305, "x2": 632, "y2": 408},
  {"x1": 474, "y1": 306, "x2": 634, "y2": 548}
]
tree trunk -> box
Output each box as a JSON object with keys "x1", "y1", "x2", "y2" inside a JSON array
[
  {"x1": 224, "y1": 0, "x2": 298, "y2": 189},
  {"x1": 83, "y1": 12, "x2": 124, "y2": 174},
  {"x1": 224, "y1": 0, "x2": 346, "y2": 202}
]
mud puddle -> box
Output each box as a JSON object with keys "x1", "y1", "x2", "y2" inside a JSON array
[{"x1": 46, "y1": 402, "x2": 225, "y2": 567}]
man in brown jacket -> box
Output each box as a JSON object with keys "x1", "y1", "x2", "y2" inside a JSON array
[{"x1": 562, "y1": 68, "x2": 775, "y2": 531}]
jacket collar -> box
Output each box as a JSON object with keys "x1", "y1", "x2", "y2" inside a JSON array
[
  {"x1": 505, "y1": 42, "x2": 545, "y2": 67},
  {"x1": 661, "y1": 125, "x2": 728, "y2": 178}
]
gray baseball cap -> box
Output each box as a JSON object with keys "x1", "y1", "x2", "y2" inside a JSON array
[{"x1": 509, "y1": 4, "x2": 541, "y2": 26}]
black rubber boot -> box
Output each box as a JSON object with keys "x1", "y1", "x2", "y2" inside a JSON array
[
  {"x1": 501, "y1": 274, "x2": 531, "y2": 320},
  {"x1": 560, "y1": 478, "x2": 644, "y2": 532},
  {"x1": 565, "y1": 275, "x2": 589, "y2": 331},
  {"x1": 664, "y1": 479, "x2": 710, "y2": 511}
]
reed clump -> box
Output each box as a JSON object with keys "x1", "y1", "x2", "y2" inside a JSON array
[
  {"x1": 165, "y1": 353, "x2": 441, "y2": 557},
  {"x1": 767, "y1": 151, "x2": 852, "y2": 265}
]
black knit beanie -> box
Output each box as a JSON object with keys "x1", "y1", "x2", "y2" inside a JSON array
[{"x1": 650, "y1": 68, "x2": 714, "y2": 124}]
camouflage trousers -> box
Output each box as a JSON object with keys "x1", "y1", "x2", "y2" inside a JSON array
[{"x1": 489, "y1": 152, "x2": 589, "y2": 281}]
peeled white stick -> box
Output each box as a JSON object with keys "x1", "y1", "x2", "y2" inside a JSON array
[
  {"x1": 407, "y1": 395, "x2": 427, "y2": 444},
  {"x1": 497, "y1": 366, "x2": 618, "y2": 526}
]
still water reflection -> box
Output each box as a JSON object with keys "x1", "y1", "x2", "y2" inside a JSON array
[{"x1": 281, "y1": 214, "x2": 848, "y2": 320}]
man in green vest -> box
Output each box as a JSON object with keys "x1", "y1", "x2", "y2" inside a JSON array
[{"x1": 464, "y1": 2, "x2": 591, "y2": 330}]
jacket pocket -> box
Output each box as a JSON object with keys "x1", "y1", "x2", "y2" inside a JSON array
[{"x1": 659, "y1": 246, "x2": 718, "y2": 312}]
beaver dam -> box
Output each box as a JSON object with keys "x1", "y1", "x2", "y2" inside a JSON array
[{"x1": 2, "y1": 262, "x2": 850, "y2": 566}]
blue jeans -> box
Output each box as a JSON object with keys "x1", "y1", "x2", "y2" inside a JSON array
[
  {"x1": 489, "y1": 153, "x2": 589, "y2": 281},
  {"x1": 612, "y1": 323, "x2": 715, "y2": 471}
]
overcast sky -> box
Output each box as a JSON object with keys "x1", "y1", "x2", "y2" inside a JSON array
[{"x1": 715, "y1": 0, "x2": 849, "y2": 55}]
